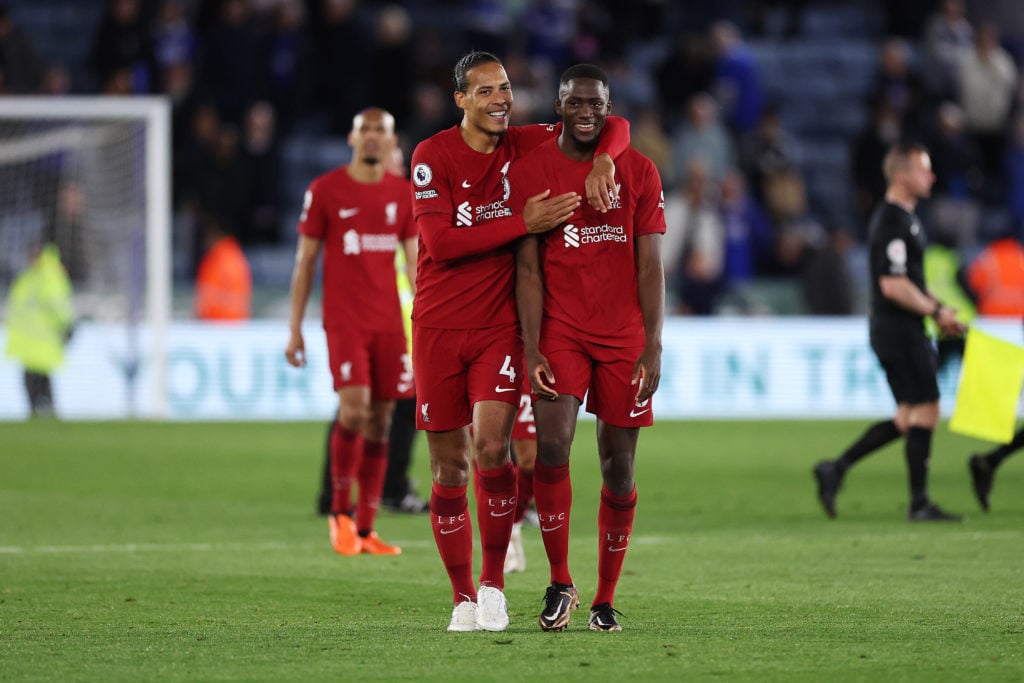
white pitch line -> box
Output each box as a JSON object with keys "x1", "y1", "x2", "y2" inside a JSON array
[{"x1": 0, "y1": 536, "x2": 677, "y2": 555}]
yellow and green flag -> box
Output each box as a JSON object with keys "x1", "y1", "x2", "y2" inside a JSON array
[{"x1": 950, "y1": 328, "x2": 1024, "y2": 444}]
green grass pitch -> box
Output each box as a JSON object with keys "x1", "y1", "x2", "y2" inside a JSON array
[{"x1": 1, "y1": 420, "x2": 1021, "y2": 681}]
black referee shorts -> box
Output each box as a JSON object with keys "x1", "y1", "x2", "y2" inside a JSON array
[{"x1": 869, "y1": 317, "x2": 940, "y2": 405}]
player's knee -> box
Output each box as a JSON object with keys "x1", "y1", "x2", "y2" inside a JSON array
[
  {"x1": 537, "y1": 432, "x2": 572, "y2": 466},
  {"x1": 432, "y1": 454, "x2": 471, "y2": 487},
  {"x1": 473, "y1": 434, "x2": 511, "y2": 469}
]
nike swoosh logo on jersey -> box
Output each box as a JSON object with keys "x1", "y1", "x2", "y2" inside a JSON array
[
  {"x1": 541, "y1": 524, "x2": 564, "y2": 532},
  {"x1": 490, "y1": 509, "x2": 514, "y2": 517},
  {"x1": 607, "y1": 546, "x2": 628, "y2": 553},
  {"x1": 629, "y1": 408, "x2": 649, "y2": 418},
  {"x1": 494, "y1": 386, "x2": 517, "y2": 393},
  {"x1": 461, "y1": 180, "x2": 471, "y2": 188},
  {"x1": 339, "y1": 208, "x2": 360, "y2": 219},
  {"x1": 439, "y1": 525, "x2": 465, "y2": 535}
]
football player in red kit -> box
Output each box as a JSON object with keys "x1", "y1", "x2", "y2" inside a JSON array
[
  {"x1": 512, "y1": 64, "x2": 666, "y2": 632},
  {"x1": 411, "y1": 51, "x2": 631, "y2": 632},
  {"x1": 286, "y1": 108, "x2": 416, "y2": 557}
]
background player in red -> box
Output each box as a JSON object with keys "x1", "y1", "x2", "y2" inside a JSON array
[
  {"x1": 512, "y1": 64, "x2": 666, "y2": 632},
  {"x1": 410, "y1": 51, "x2": 631, "y2": 632},
  {"x1": 285, "y1": 107, "x2": 416, "y2": 556},
  {"x1": 504, "y1": 372, "x2": 536, "y2": 574}
]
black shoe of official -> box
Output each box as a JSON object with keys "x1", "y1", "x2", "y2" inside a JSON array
[
  {"x1": 538, "y1": 582, "x2": 579, "y2": 632},
  {"x1": 907, "y1": 502, "x2": 963, "y2": 522},
  {"x1": 588, "y1": 602, "x2": 623, "y2": 632},
  {"x1": 813, "y1": 460, "x2": 841, "y2": 519},
  {"x1": 968, "y1": 455, "x2": 993, "y2": 512}
]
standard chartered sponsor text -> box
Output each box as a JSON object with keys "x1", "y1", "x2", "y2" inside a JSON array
[{"x1": 580, "y1": 224, "x2": 627, "y2": 243}]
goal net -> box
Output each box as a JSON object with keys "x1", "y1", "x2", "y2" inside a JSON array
[{"x1": 0, "y1": 97, "x2": 171, "y2": 416}]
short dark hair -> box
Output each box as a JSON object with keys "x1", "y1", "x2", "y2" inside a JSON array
[
  {"x1": 558, "y1": 64, "x2": 609, "y2": 89},
  {"x1": 882, "y1": 141, "x2": 929, "y2": 182},
  {"x1": 453, "y1": 51, "x2": 502, "y2": 93}
]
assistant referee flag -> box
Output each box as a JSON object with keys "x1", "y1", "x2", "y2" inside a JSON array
[{"x1": 950, "y1": 327, "x2": 1024, "y2": 444}]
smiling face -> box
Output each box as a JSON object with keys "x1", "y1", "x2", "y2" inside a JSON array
[
  {"x1": 455, "y1": 61, "x2": 513, "y2": 142},
  {"x1": 555, "y1": 77, "x2": 610, "y2": 156}
]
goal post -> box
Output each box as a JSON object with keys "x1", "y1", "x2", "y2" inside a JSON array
[{"x1": 0, "y1": 96, "x2": 172, "y2": 417}]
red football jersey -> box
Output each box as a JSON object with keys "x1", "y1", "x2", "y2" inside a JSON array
[
  {"x1": 297, "y1": 167, "x2": 414, "y2": 332},
  {"x1": 509, "y1": 139, "x2": 666, "y2": 346},
  {"x1": 409, "y1": 124, "x2": 558, "y2": 329}
]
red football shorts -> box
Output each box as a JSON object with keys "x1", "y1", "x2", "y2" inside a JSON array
[
  {"x1": 511, "y1": 373, "x2": 536, "y2": 441},
  {"x1": 413, "y1": 322, "x2": 523, "y2": 431},
  {"x1": 325, "y1": 326, "x2": 413, "y2": 399},
  {"x1": 540, "y1": 321, "x2": 654, "y2": 428}
]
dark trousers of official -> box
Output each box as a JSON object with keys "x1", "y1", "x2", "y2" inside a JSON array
[{"x1": 24, "y1": 370, "x2": 54, "y2": 418}]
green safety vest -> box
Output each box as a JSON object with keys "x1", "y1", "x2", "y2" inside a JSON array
[
  {"x1": 923, "y1": 244, "x2": 975, "y2": 338},
  {"x1": 4, "y1": 244, "x2": 74, "y2": 373}
]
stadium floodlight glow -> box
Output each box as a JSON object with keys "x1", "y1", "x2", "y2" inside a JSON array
[{"x1": 0, "y1": 96, "x2": 172, "y2": 418}]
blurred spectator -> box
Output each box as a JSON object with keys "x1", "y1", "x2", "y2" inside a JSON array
[
  {"x1": 602, "y1": 52, "x2": 656, "y2": 120},
  {"x1": 369, "y1": 5, "x2": 415, "y2": 129},
  {"x1": 191, "y1": 123, "x2": 250, "y2": 242},
  {"x1": 921, "y1": 0, "x2": 973, "y2": 101},
  {"x1": 241, "y1": 101, "x2": 281, "y2": 245},
  {"x1": 966, "y1": 226, "x2": 1024, "y2": 317},
  {"x1": 629, "y1": 106, "x2": 672, "y2": 183},
  {"x1": 264, "y1": 0, "x2": 311, "y2": 133},
  {"x1": 1007, "y1": 114, "x2": 1024, "y2": 229},
  {"x1": 194, "y1": 214, "x2": 252, "y2": 321},
  {"x1": 464, "y1": 0, "x2": 513, "y2": 57},
  {"x1": 38, "y1": 63, "x2": 71, "y2": 96},
  {"x1": 654, "y1": 32, "x2": 714, "y2": 133},
  {"x1": 311, "y1": 0, "x2": 370, "y2": 135},
  {"x1": 762, "y1": 169, "x2": 826, "y2": 276},
  {"x1": 403, "y1": 82, "x2": 451, "y2": 153},
  {"x1": 801, "y1": 226, "x2": 855, "y2": 315},
  {"x1": 152, "y1": 0, "x2": 195, "y2": 75},
  {"x1": 0, "y1": 3, "x2": 43, "y2": 93},
  {"x1": 739, "y1": 102, "x2": 802, "y2": 205},
  {"x1": 175, "y1": 102, "x2": 220, "y2": 209},
  {"x1": 709, "y1": 20, "x2": 764, "y2": 135},
  {"x1": 500, "y1": 49, "x2": 553, "y2": 125},
  {"x1": 956, "y1": 23, "x2": 1018, "y2": 191},
  {"x1": 927, "y1": 101, "x2": 983, "y2": 200},
  {"x1": 869, "y1": 37, "x2": 926, "y2": 130},
  {"x1": 851, "y1": 97, "x2": 902, "y2": 229},
  {"x1": 4, "y1": 242, "x2": 74, "y2": 418},
  {"x1": 195, "y1": 0, "x2": 265, "y2": 125},
  {"x1": 670, "y1": 92, "x2": 736, "y2": 188},
  {"x1": 718, "y1": 170, "x2": 773, "y2": 286},
  {"x1": 91, "y1": 0, "x2": 155, "y2": 94},
  {"x1": 749, "y1": 0, "x2": 807, "y2": 40},
  {"x1": 523, "y1": 0, "x2": 577, "y2": 75},
  {"x1": 663, "y1": 159, "x2": 724, "y2": 315}
]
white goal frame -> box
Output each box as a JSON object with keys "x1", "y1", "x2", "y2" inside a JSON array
[{"x1": 0, "y1": 97, "x2": 172, "y2": 417}]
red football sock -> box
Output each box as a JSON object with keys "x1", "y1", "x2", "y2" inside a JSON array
[
  {"x1": 513, "y1": 464, "x2": 534, "y2": 524},
  {"x1": 593, "y1": 485, "x2": 637, "y2": 607},
  {"x1": 475, "y1": 461, "x2": 517, "y2": 589},
  {"x1": 430, "y1": 483, "x2": 475, "y2": 604},
  {"x1": 330, "y1": 423, "x2": 363, "y2": 515},
  {"x1": 355, "y1": 440, "x2": 389, "y2": 534},
  {"x1": 533, "y1": 461, "x2": 573, "y2": 586}
]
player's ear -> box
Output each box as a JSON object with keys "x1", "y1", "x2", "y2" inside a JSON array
[
  {"x1": 555, "y1": 98, "x2": 563, "y2": 117},
  {"x1": 454, "y1": 90, "x2": 466, "y2": 112}
]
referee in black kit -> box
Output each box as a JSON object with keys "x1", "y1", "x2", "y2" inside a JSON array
[{"x1": 814, "y1": 142, "x2": 967, "y2": 521}]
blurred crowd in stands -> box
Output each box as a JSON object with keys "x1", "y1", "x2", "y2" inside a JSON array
[{"x1": 1, "y1": 0, "x2": 1022, "y2": 316}]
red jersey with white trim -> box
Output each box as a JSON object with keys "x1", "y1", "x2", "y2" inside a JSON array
[
  {"x1": 410, "y1": 124, "x2": 558, "y2": 330},
  {"x1": 297, "y1": 167, "x2": 414, "y2": 332},
  {"x1": 509, "y1": 139, "x2": 666, "y2": 346}
]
